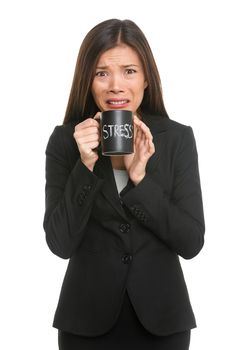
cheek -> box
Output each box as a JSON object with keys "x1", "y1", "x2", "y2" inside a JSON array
[
  {"x1": 91, "y1": 88, "x2": 105, "y2": 111},
  {"x1": 135, "y1": 86, "x2": 146, "y2": 103},
  {"x1": 91, "y1": 82, "x2": 105, "y2": 102},
  {"x1": 91, "y1": 83, "x2": 97, "y2": 99},
  {"x1": 91, "y1": 89, "x2": 100, "y2": 106}
]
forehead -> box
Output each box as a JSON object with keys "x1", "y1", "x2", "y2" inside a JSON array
[{"x1": 96, "y1": 44, "x2": 142, "y2": 66}]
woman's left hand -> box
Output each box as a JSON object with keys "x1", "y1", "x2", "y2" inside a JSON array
[{"x1": 124, "y1": 115, "x2": 155, "y2": 185}]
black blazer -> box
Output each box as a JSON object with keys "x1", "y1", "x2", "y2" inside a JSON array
[{"x1": 43, "y1": 114, "x2": 205, "y2": 336}]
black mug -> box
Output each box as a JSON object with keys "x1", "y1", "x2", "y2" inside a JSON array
[{"x1": 100, "y1": 110, "x2": 134, "y2": 156}]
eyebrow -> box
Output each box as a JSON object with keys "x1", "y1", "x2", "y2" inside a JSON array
[{"x1": 95, "y1": 64, "x2": 139, "y2": 69}]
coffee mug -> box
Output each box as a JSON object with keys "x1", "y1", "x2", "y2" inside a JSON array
[{"x1": 100, "y1": 110, "x2": 134, "y2": 156}]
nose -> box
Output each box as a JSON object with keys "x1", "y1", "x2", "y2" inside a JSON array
[{"x1": 108, "y1": 74, "x2": 124, "y2": 94}]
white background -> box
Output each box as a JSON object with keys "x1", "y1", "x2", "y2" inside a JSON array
[{"x1": 0, "y1": 0, "x2": 232, "y2": 349}]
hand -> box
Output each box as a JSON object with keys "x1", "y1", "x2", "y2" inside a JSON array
[
  {"x1": 73, "y1": 112, "x2": 101, "y2": 171},
  {"x1": 124, "y1": 115, "x2": 155, "y2": 185}
]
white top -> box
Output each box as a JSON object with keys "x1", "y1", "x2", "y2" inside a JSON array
[{"x1": 113, "y1": 169, "x2": 129, "y2": 194}]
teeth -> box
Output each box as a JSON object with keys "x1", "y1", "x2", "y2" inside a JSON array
[{"x1": 108, "y1": 100, "x2": 128, "y2": 105}]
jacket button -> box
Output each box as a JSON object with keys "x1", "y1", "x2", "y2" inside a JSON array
[
  {"x1": 83, "y1": 184, "x2": 91, "y2": 191},
  {"x1": 78, "y1": 191, "x2": 86, "y2": 205},
  {"x1": 80, "y1": 191, "x2": 86, "y2": 200},
  {"x1": 121, "y1": 254, "x2": 133, "y2": 264},
  {"x1": 119, "y1": 223, "x2": 131, "y2": 233}
]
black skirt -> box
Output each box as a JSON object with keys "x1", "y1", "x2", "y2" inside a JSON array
[{"x1": 58, "y1": 291, "x2": 191, "y2": 350}]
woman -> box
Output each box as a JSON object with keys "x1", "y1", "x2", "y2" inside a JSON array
[{"x1": 43, "y1": 19, "x2": 205, "y2": 350}]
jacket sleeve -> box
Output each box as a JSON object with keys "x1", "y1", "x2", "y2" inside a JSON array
[
  {"x1": 121, "y1": 126, "x2": 205, "y2": 259},
  {"x1": 43, "y1": 126, "x2": 104, "y2": 259}
]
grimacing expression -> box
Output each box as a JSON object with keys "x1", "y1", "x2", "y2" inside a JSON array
[{"x1": 91, "y1": 44, "x2": 148, "y2": 114}]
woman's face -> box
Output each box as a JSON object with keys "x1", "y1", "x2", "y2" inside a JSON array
[{"x1": 91, "y1": 44, "x2": 148, "y2": 114}]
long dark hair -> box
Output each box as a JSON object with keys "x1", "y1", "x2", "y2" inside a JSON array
[{"x1": 63, "y1": 19, "x2": 169, "y2": 124}]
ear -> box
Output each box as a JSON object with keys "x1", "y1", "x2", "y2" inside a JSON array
[{"x1": 144, "y1": 80, "x2": 148, "y2": 89}]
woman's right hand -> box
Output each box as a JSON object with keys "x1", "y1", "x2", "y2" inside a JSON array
[{"x1": 73, "y1": 112, "x2": 101, "y2": 171}]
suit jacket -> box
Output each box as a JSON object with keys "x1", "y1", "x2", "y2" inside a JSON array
[{"x1": 43, "y1": 114, "x2": 205, "y2": 336}]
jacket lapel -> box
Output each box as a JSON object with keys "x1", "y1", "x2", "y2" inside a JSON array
[
  {"x1": 94, "y1": 151, "x2": 129, "y2": 219},
  {"x1": 143, "y1": 115, "x2": 170, "y2": 173}
]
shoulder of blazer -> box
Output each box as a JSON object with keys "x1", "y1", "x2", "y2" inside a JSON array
[
  {"x1": 52, "y1": 121, "x2": 76, "y2": 141},
  {"x1": 49, "y1": 121, "x2": 78, "y2": 149},
  {"x1": 46, "y1": 121, "x2": 79, "y2": 169},
  {"x1": 142, "y1": 115, "x2": 195, "y2": 168},
  {"x1": 142, "y1": 114, "x2": 190, "y2": 135}
]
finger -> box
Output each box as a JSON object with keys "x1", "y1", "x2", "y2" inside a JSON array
[
  {"x1": 75, "y1": 126, "x2": 99, "y2": 138},
  {"x1": 133, "y1": 122, "x2": 139, "y2": 142},
  {"x1": 81, "y1": 141, "x2": 100, "y2": 151},
  {"x1": 140, "y1": 123, "x2": 153, "y2": 141},
  {"x1": 133, "y1": 115, "x2": 141, "y2": 124},
  {"x1": 135, "y1": 128, "x2": 142, "y2": 147},
  {"x1": 76, "y1": 133, "x2": 100, "y2": 145},
  {"x1": 133, "y1": 117, "x2": 153, "y2": 141},
  {"x1": 149, "y1": 139, "x2": 155, "y2": 154},
  {"x1": 75, "y1": 118, "x2": 99, "y2": 131},
  {"x1": 133, "y1": 117, "x2": 142, "y2": 131}
]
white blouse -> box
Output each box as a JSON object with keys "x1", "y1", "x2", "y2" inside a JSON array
[{"x1": 113, "y1": 169, "x2": 129, "y2": 194}]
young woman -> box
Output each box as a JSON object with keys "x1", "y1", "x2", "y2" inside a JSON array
[{"x1": 43, "y1": 19, "x2": 205, "y2": 350}]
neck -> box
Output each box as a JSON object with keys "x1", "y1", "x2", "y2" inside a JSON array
[{"x1": 110, "y1": 156, "x2": 126, "y2": 170}]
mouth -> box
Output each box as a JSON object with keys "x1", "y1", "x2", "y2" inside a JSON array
[{"x1": 106, "y1": 99, "x2": 130, "y2": 108}]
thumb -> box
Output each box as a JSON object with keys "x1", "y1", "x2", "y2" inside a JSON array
[{"x1": 93, "y1": 111, "x2": 101, "y2": 121}]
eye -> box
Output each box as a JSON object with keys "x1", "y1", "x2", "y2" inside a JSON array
[
  {"x1": 95, "y1": 71, "x2": 108, "y2": 77},
  {"x1": 126, "y1": 68, "x2": 137, "y2": 74}
]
